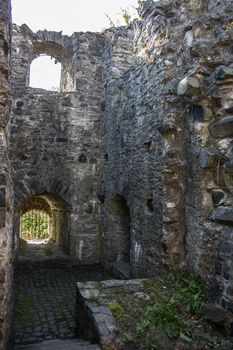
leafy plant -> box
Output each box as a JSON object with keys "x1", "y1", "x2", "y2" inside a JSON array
[
  {"x1": 176, "y1": 276, "x2": 206, "y2": 314},
  {"x1": 89, "y1": 290, "x2": 100, "y2": 303},
  {"x1": 136, "y1": 318, "x2": 150, "y2": 333},
  {"x1": 121, "y1": 9, "x2": 131, "y2": 26},
  {"x1": 137, "y1": 301, "x2": 186, "y2": 339},
  {"x1": 105, "y1": 0, "x2": 140, "y2": 28},
  {"x1": 123, "y1": 332, "x2": 134, "y2": 343}
]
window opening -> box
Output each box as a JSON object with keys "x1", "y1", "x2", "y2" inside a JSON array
[
  {"x1": 29, "y1": 55, "x2": 61, "y2": 91},
  {"x1": 20, "y1": 209, "x2": 51, "y2": 244}
]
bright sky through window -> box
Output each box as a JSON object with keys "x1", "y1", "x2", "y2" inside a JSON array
[
  {"x1": 12, "y1": 0, "x2": 139, "y2": 35},
  {"x1": 29, "y1": 56, "x2": 61, "y2": 91}
]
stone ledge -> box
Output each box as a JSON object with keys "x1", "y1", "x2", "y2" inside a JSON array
[{"x1": 76, "y1": 279, "x2": 145, "y2": 350}]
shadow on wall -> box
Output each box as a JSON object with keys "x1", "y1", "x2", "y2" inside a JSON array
[{"x1": 18, "y1": 192, "x2": 71, "y2": 255}]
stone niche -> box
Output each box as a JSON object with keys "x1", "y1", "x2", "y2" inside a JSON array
[{"x1": 103, "y1": 195, "x2": 131, "y2": 278}]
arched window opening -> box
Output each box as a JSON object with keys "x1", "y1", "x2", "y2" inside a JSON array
[
  {"x1": 29, "y1": 55, "x2": 61, "y2": 91},
  {"x1": 20, "y1": 209, "x2": 51, "y2": 243},
  {"x1": 18, "y1": 194, "x2": 71, "y2": 258}
]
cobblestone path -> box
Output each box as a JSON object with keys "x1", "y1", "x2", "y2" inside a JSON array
[{"x1": 13, "y1": 265, "x2": 110, "y2": 345}]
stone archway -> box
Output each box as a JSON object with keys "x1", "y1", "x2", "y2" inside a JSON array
[
  {"x1": 18, "y1": 193, "x2": 71, "y2": 256},
  {"x1": 29, "y1": 40, "x2": 76, "y2": 92},
  {"x1": 29, "y1": 55, "x2": 62, "y2": 91}
]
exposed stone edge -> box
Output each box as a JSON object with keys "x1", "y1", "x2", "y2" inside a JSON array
[{"x1": 76, "y1": 281, "x2": 123, "y2": 350}]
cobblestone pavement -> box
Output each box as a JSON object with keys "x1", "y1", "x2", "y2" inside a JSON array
[{"x1": 13, "y1": 265, "x2": 110, "y2": 345}]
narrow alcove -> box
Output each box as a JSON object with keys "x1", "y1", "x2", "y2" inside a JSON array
[
  {"x1": 144, "y1": 198, "x2": 154, "y2": 213},
  {"x1": 143, "y1": 140, "x2": 152, "y2": 152},
  {"x1": 106, "y1": 195, "x2": 131, "y2": 266}
]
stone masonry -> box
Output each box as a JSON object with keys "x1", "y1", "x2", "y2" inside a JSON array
[
  {"x1": 0, "y1": 0, "x2": 14, "y2": 348},
  {"x1": 0, "y1": 0, "x2": 233, "y2": 347}
]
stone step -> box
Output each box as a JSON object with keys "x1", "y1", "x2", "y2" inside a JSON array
[{"x1": 14, "y1": 338, "x2": 101, "y2": 350}]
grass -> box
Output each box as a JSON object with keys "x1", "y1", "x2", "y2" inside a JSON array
[{"x1": 100, "y1": 273, "x2": 232, "y2": 350}]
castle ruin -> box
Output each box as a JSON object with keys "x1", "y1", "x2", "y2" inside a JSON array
[{"x1": 0, "y1": 0, "x2": 233, "y2": 348}]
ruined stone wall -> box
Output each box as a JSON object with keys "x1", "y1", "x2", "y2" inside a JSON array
[
  {"x1": 176, "y1": 0, "x2": 233, "y2": 313},
  {"x1": 101, "y1": 1, "x2": 190, "y2": 277},
  {"x1": 8, "y1": 24, "x2": 134, "y2": 265},
  {"x1": 8, "y1": 0, "x2": 233, "y2": 318},
  {"x1": 0, "y1": 0, "x2": 14, "y2": 348},
  {"x1": 102, "y1": 0, "x2": 233, "y2": 312},
  {"x1": 9, "y1": 25, "x2": 105, "y2": 264}
]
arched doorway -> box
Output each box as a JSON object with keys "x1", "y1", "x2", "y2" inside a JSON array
[{"x1": 18, "y1": 193, "x2": 71, "y2": 258}]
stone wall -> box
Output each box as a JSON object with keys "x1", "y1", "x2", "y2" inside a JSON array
[
  {"x1": 102, "y1": 0, "x2": 233, "y2": 309},
  {"x1": 0, "y1": 0, "x2": 14, "y2": 348},
  {"x1": 8, "y1": 24, "x2": 134, "y2": 265},
  {"x1": 9, "y1": 25, "x2": 104, "y2": 264},
  {"x1": 102, "y1": 0, "x2": 190, "y2": 277},
  {"x1": 7, "y1": 0, "x2": 233, "y2": 322},
  {"x1": 173, "y1": 0, "x2": 233, "y2": 313}
]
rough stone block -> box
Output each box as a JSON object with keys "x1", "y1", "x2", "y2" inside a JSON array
[
  {"x1": 215, "y1": 66, "x2": 233, "y2": 80},
  {"x1": 209, "y1": 116, "x2": 233, "y2": 138},
  {"x1": 209, "y1": 207, "x2": 233, "y2": 225},
  {"x1": 177, "y1": 77, "x2": 200, "y2": 96},
  {"x1": 204, "y1": 303, "x2": 233, "y2": 336},
  {"x1": 199, "y1": 148, "x2": 216, "y2": 168},
  {"x1": 203, "y1": 303, "x2": 229, "y2": 325}
]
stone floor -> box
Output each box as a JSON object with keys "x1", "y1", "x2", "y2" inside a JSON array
[
  {"x1": 13, "y1": 265, "x2": 110, "y2": 345},
  {"x1": 18, "y1": 240, "x2": 71, "y2": 263}
]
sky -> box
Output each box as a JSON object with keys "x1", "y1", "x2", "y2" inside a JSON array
[
  {"x1": 11, "y1": 0, "x2": 139, "y2": 35},
  {"x1": 29, "y1": 56, "x2": 61, "y2": 90}
]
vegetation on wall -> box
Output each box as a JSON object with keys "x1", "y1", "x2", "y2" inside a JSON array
[
  {"x1": 105, "y1": 0, "x2": 142, "y2": 27},
  {"x1": 20, "y1": 210, "x2": 50, "y2": 241}
]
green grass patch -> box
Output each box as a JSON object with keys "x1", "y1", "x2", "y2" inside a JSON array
[
  {"x1": 108, "y1": 303, "x2": 124, "y2": 321},
  {"x1": 105, "y1": 273, "x2": 232, "y2": 350}
]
